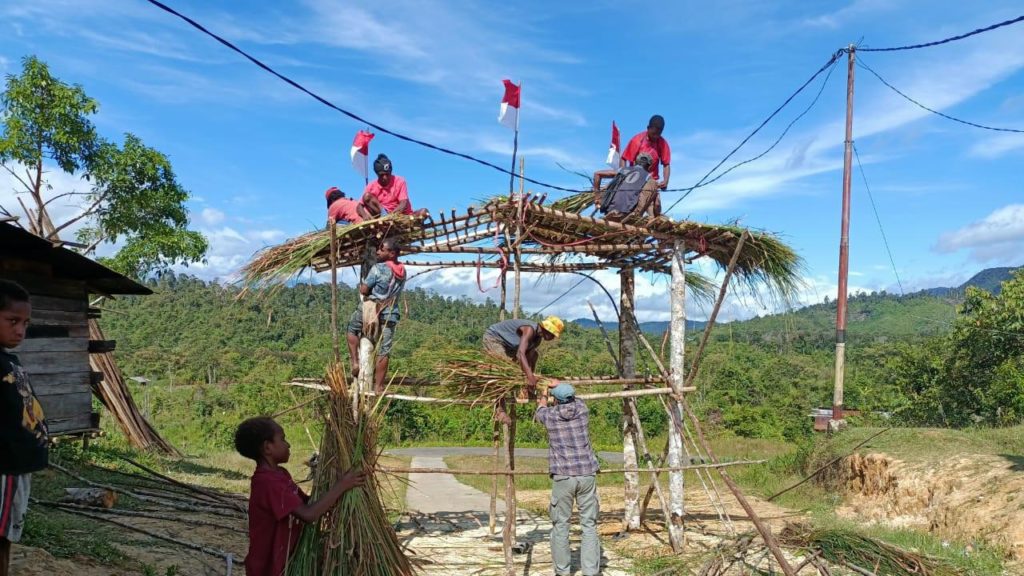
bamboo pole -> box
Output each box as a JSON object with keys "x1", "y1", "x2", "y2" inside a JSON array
[
  {"x1": 501, "y1": 396, "x2": 517, "y2": 576},
  {"x1": 618, "y1": 268, "x2": 641, "y2": 532},
  {"x1": 284, "y1": 383, "x2": 689, "y2": 401},
  {"x1": 665, "y1": 241, "x2": 687, "y2": 552},
  {"x1": 329, "y1": 219, "x2": 340, "y2": 363}
]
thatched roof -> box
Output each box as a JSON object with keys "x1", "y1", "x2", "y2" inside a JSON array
[{"x1": 241, "y1": 196, "x2": 802, "y2": 298}]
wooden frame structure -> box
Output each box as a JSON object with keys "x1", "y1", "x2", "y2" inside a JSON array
[{"x1": 255, "y1": 195, "x2": 800, "y2": 575}]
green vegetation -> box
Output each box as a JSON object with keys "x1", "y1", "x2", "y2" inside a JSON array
[{"x1": 0, "y1": 55, "x2": 207, "y2": 277}]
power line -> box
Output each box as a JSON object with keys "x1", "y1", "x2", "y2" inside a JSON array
[
  {"x1": 663, "y1": 52, "x2": 841, "y2": 197},
  {"x1": 852, "y1": 143, "x2": 904, "y2": 296},
  {"x1": 143, "y1": 0, "x2": 583, "y2": 194},
  {"x1": 858, "y1": 59, "x2": 1024, "y2": 133},
  {"x1": 664, "y1": 49, "x2": 847, "y2": 212},
  {"x1": 860, "y1": 14, "x2": 1024, "y2": 52}
]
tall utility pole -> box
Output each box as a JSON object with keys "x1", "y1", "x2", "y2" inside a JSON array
[{"x1": 833, "y1": 45, "x2": 856, "y2": 427}]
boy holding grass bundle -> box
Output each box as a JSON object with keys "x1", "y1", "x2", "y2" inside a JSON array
[
  {"x1": 235, "y1": 416, "x2": 366, "y2": 576},
  {"x1": 0, "y1": 280, "x2": 48, "y2": 576}
]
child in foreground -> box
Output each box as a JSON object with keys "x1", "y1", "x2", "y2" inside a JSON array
[
  {"x1": 0, "y1": 280, "x2": 48, "y2": 576},
  {"x1": 235, "y1": 416, "x2": 366, "y2": 576}
]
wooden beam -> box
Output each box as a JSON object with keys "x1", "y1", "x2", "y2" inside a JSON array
[{"x1": 665, "y1": 240, "x2": 686, "y2": 552}]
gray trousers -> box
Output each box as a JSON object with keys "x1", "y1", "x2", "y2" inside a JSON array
[{"x1": 549, "y1": 474, "x2": 600, "y2": 576}]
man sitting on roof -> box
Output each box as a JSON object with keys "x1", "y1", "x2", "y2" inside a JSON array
[
  {"x1": 591, "y1": 152, "x2": 661, "y2": 222},
  {"x1": 361, "y1": 154, "x2": 429, "y2": 219},
  {"x1": 325, "y1": 186, "x2": 370, "y2": 225},
  {"x1": 483, "y1": 316, "x2": 564, "y2": 424}
]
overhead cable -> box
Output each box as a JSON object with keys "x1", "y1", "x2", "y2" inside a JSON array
[
  {"x1": 852, "y1": 144, "x2": 904, "y2": 296},
  {"x1": 858, "y1": 59, "x2": 1024, "y2": 133},
  {"x1": 663, "y1": 49, "x2": 847, "y2": 212},
  {"x1": 144, "y1": 0, "x2": 582, "y2": 193},
  {"x1": 860, "y1": 14, "x2": 1024, "y2": 52}
]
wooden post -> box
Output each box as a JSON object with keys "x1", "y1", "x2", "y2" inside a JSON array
[
  {"x1": 512, "y1": 158, "x2": 524, "y2": 319},
  {"x1": 666, "y1": 241, "x2": 687, "y2": 552},
  {"x1": 619, "y1": 268, "x2": 641, "y2": 531},
  {"x1": 833, "y1": 45, "x2": 856, "y2": 428},
  {"x1": 501, "y1": 398, "x2": 517, "y2": 576},
  {"x1": 328, "y1": 220, "x2": 340, "y2": 363},
  {"x1": 489, "y1": 420, "x2": 500, "y2": 535}
]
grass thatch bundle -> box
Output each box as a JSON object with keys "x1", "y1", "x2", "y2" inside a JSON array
[
  {"x1": 780, "y1": 524, "x2": 959, "y2": 576},
  {"x1": 423, "y1": 348, "x2": 535, "y2": 406},
  {"x1": 549, "y1": 190, "x2": 595, "y2": 214},
  {"x1": 239, "y1": 215, "x2": 415, "y2": 295},
  {"x1": 286, "y1": 363, "x2": 414, "y2": 576}
]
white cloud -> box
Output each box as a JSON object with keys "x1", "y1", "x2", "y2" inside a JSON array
[
  {"x1": 200, "y1": 208, "x2": 225, "y2": 225},
  {"x1": 934, "y1": 204, "x2": 1024, "y2": 262},
  {"x1": 968, "y1": 133, "x2": 1024, "y2": 159}
]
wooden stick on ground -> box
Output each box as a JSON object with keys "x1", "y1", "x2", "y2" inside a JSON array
[
  {"x1": 378, "y1": 461, "x2": 765, "y2": 475},
  {"x1": 34, "y1": 499, "x2": 246, "y2": 533},
  {"x1": 767, "y1": 428, "x2": 890, "y2": 502},
  {"x1": 117, "y1": 455, "x2": 247, "y2": 512},
  {"x1": 35, "y1": 501, "x2": 243, "y2": 563}
]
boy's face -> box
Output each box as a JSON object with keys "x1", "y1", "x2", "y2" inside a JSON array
[
  {"x1": 262, "y1": 424, "x2": 291, "y2": 465},
  {"x1": 376, "y1": 171, "x2": 392, "y2": 186},
  {"x1": 377, "y1": 243, "x2": 397, "y2": 261},
  {"x1": 0, "y1": 301, "x2": 31, "y2": 349}
]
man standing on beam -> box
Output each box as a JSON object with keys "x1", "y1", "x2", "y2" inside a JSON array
[{"x1": 482, "y1": 316, "x2": 563, "y2": 423}]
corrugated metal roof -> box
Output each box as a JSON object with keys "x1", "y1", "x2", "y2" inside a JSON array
[{"x1": 0, "y1": 223, "x2": 152, "y2": 295}]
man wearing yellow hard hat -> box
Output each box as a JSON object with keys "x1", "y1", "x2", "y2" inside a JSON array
[{"x1": 483, "y1": 315, "x2": 564, "y2": 424}]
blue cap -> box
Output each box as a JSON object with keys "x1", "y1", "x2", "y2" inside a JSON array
[{"x1": 551, "y1": 383, "x2": 576, "y2": 404}]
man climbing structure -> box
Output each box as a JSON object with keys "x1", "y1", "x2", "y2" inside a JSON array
[
  {"x1": 482, "y1": 316, "x2": 564, "y2": 424},
  {"x1": 325, "y1": 186, "x2": 370, "y2": 224},
  {"x1": 346, "y1": 237, "x2": 406, "y2": 394},
  {"x1": 361, "y1": 154, "x2": 429, "y2": 219}
]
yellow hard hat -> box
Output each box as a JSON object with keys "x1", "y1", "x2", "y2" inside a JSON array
[{"x1": 539, "y1": 316, "x2": 564, "y2": 338}]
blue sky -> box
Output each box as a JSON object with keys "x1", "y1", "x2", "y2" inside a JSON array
[{"x1": 1, "y1": 0, "x2": 1022, "y2": 322}]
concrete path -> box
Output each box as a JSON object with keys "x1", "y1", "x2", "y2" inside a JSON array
[
  {"x1": 405, "y1": 456, "x2": 505, "y2": 514},
  {"x1": 387, "y1": 446, "x2": 625, "y2": 464},
  {"x1": 398, "y1": 455, "x2": 631, "y2": 575}
]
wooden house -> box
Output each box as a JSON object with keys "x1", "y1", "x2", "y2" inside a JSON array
[{"x1": 0, "y1": 222, "x2": 151, "y2": 436}]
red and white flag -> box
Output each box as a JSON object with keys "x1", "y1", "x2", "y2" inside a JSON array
[
  {"x1": 497, "y1": 79, "x2": 520, "y2": 130},
  {"x1": 605, "y1": 121, "x2": 621, "y2": 166},
  {"x1": 350, "y1": 130, "x2": 374, "y2": 178}
]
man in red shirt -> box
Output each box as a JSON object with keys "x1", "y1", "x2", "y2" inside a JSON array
[
  {"x1": 361, "y1": 154, "x2": 428, "y2": 218},
  {"x1": 235, "y1": 416, "x2": 366, "y2": 576},
  {"x1": 620, "y1": 115, "x2": 671, "y2": 190},
  {"x1": 326, "y1": 186, "x2": 369, "y2": 225}
]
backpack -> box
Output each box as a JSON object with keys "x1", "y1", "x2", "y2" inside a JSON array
[{"x1": 599, "y1": 165, "x2": 649, "y2": 215}]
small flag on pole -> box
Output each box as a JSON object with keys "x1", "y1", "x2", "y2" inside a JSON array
[
  {"x1": 606, "y1": 121, "x2": 621, "y2": 166},
  {"x1": 498, "y1": 79, "x2": 520, "y2": 130},
  {"x1": 350, "y1": 130, "x2": 374, "y2": 178}
]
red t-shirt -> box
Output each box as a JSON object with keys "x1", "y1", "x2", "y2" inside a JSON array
[
  {"x1": 621, "y1": 131, "x2": 671, "y2": 181},
  {"x1": 328, "y1": 197, "x2": 364, "y2": 224},
  {"x1": 245, "y1": 467, "x2": 309, "y2": 576},
  {"x1": 362, "y1": 175, "x2": 413, "y2": 214}
]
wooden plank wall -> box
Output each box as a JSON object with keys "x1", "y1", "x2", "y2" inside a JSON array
[{"x1": 3, "y1": 268, "x2": 94, "y2": 435}]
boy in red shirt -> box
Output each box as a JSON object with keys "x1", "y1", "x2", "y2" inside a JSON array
[
  {"x1": 235, "y1": 417, "x2": 366, "y2": 576},
  {"x1": 361, "y1": 154, "x2": 428, "y2": 219},
  {"x1": 621, "y1": 114, "x2": 671, "y2": 189},
  {"x1": 325, "y1": 186, "x2": 369, "y2": 225}
]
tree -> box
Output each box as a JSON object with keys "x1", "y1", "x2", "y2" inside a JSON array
[{"x1": 0, "y1": 55, "x2": 207, "y2": 278}]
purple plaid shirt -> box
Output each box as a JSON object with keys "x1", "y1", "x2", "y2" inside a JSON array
[{"x1": 535, "y1": 399, "x2": 599, "y2": 477}]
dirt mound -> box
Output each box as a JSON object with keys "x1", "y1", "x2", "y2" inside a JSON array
[{"x1": 837, "y1": 452, "x2": 1024, "y2": 559}]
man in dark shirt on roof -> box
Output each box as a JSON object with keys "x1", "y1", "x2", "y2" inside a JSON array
[{"x1": 535, "y1": 383, "x2": 601, "y2": 576}]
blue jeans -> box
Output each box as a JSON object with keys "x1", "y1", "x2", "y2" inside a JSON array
[{"x1": 549, "y1": 474, "x2": 600, "y2": 576}]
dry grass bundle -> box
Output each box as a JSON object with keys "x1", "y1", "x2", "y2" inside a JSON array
[
  {"x1": 239, "y1": 215, "x2": 413, "y2": 295},
  {"x1": 430, "y1": 349, "x2": 532, "y2": 406},
  {"x1": 286, "y1": 363, "x2": 414, "y2": 576},
  {"x1": 549, "y1": 190, "x2": 594, "y2": 214},
  {"x1": 780, "y1": 524, "x2": 959, "y2": 576}
]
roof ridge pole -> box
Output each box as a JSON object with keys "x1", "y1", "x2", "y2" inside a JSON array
[
  {"x1": 666, "y1": 241, "x2": 687, "y2": 552},
  {"x1": 833, "y1": 45, "x2": 856, "y2": 430}
]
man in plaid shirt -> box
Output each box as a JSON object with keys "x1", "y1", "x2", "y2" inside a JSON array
[{"x1": 535, "y1": 383, "x2": 601, "y2": 576}]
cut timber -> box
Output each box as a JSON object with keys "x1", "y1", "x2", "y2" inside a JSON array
[
  {"x1": 62, "y1": 487, "x2": 117, "y2": 508},
  {"x1": 619, "y1": 268, "x2": 641, "y2": 532},
  {"x1": 89, "y1": 320, "x2": 179, "y2": 455}
]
